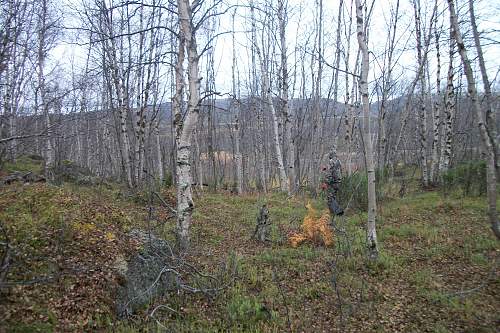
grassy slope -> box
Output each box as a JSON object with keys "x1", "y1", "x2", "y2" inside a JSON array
[
  {"x1": 158, "y1": 190, "x2": 499, "y2": 333},
  {"x1": 0, "y1": 179, "x2": 498, "y2": 332}
]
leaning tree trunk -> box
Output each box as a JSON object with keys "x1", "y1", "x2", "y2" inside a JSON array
[
  {"x1": 468, "y1": 0, "x2": 499, "y2": 174},
  {"x1": 356, "y1": 0, "x2": 378, "y2": 260},
  {"x1": 448, "y1": 0, "x2": 500, "y2": 239}
]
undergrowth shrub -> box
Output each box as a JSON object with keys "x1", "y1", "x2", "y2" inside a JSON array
[
  {"x1": 441, "y1": 161, "x2": 486, "y2": 196},
  {"x1": 226, "y1": 292, "x2": 270, "y2": 328},
  {"x1": 289, "y1": 202, "x2": 333, "y2": 247},
  {"x1": 335, "y1": 170, "x2": 388, "y2": 212},
  {"x1": 163, "y1": 173, "x2": 173, "y2": 187}
]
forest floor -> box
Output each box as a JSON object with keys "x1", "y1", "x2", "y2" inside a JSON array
[{"x1": 0, "y1": 162, "x2": 498, "y2": 332}]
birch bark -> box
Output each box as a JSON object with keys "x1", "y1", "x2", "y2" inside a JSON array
[
  {"x1": 278, "y1": 0, "x2": 293, "y2": 195},
  {"x1": 175, "y1": 0, "x2": 202, "y2": 249},
  {"x1": 356, "y1": 0, "x2": 378, "y2": 260},
  {"x1": 430, "y1": 14, "x2": 441, "y2": 184},
  {"x1": 232, "y1": 10, "x2": 243, "y2": 194}
]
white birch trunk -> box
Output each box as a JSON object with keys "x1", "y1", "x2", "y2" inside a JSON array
[
  {"x1": 430, "y1": 14, "x2": 441, "y2": 184},
  {"x1": 231, "y1": 11, "x2": 243, "y2": 194},
  {"x1": 175, "y1": 0, "x2": 201, "y2": 249},
  {"x1": 260, "y1": 58, "x2": 288, "y2": 193},
  {"x1": 356, "y1": 0, "x2": 378, "y2": 260},
  {"x1": 37, "y1": 0, "x2": 54, "y2": 179},
  {"x1": 439, "y1": 33, "x2": 455, "y2": 175},
  {"x1": 278, "y1": 0, "x2": 294, "y2": 195},
  {"x1": 233, "y1": 115, "x2": 243, "y2": 194},
  {"x1": 155, "y1": 118, "x2": 164, "y2": 182},
  {"x1": 414, "y1": 1, "x2": 429, "y2": 187}
]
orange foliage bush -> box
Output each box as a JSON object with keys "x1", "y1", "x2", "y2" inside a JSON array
[{"x1": 289, "y1": 202, "x2": 334, "y2": 247}]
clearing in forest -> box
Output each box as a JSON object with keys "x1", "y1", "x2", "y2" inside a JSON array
[{"x1": 0, "y1": 180, "x2": 498, "y2": 332}]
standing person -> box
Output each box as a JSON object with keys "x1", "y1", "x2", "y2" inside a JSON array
[{"x1": 321, "y1": 147, "x2": 344, "y2": 216}]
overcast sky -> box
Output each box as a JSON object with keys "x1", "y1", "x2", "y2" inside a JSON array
[{"x1": 53, "y1": 0, "x2": 500, "y2": 100}]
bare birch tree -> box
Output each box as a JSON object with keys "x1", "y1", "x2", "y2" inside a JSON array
[
  {"x1": 175, "y1": 0, "x2": 202, "y2": 249},
  {"x1": 429, "y1": 8, "x2": 441, "y2": 184},
  {"x1": 438, "y1": 28, "x2": 455, "y2": 175},
  {"x1": 278, "y1": 0, "x2": 294, "y2": 195},
  {"x1": 231, "y1": 9, "x2": 243, "y2": 194},
  {"x1": 36, "y1": 0, "x2": 56, "y2": 180},
  {"x1": 355, "y1": 0, "x2": 378, "y2": 260}
]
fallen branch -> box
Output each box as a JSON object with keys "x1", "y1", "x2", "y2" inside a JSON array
[{"x1": 152, "y1": 191, "x2": 177, "y2": 215}]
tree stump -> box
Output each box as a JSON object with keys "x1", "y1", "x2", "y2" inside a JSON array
[{"x1": 253, "y1": 204, "x2": 270, "y2": 242}]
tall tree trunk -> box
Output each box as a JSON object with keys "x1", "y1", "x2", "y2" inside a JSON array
[
  {"x1": 175, "y1": 0, "x2": 201, "y2": 249},
  {"x1": 413, "y1": 0, "x2": 429, "y2": 187},
  {"x1": 278, "y1": 0, "x2": 294, "y2": 195},
  {"x1": 250, "y1": 0, "x2": 266, "y2": 193},
  {"x1": 37, "y1": 0, "x2": 54, "y2": 180},
  {"x1": 260, "y1": 57, "x2": 288, "y2": 193},
  {"x1": 356, "y1": 0, "x2": 378, "y2": 260},
  {"x1": 232, "y1": 10, "x2": 243, "y2": 194},
  {"x1": 194, "y1": 128, "x2": 203, "y2": 190},
  {"x1": 430, "y1": 15, "x2": 441, "y2": 185},
  {"x1": 439, "y1": 30, "x2": 455, "y2": 175},
  {"x1": 100, "y1": 2, "x2": 134, "y2": 188},
  {"x1": 155, "y1": 117, "x2": 163, "y2": 182},
  {"x1": 448, "y1": 0, "x2": 500, "y2": 239}
]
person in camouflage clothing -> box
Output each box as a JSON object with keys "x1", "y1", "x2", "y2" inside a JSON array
[{"x1": 321, "y1": 147, "x2": 344, "y2": 216}]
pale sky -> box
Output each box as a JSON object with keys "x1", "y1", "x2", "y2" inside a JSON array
[{"x1": 52, "y1": 0, "x2": 500, "y2": 100}]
